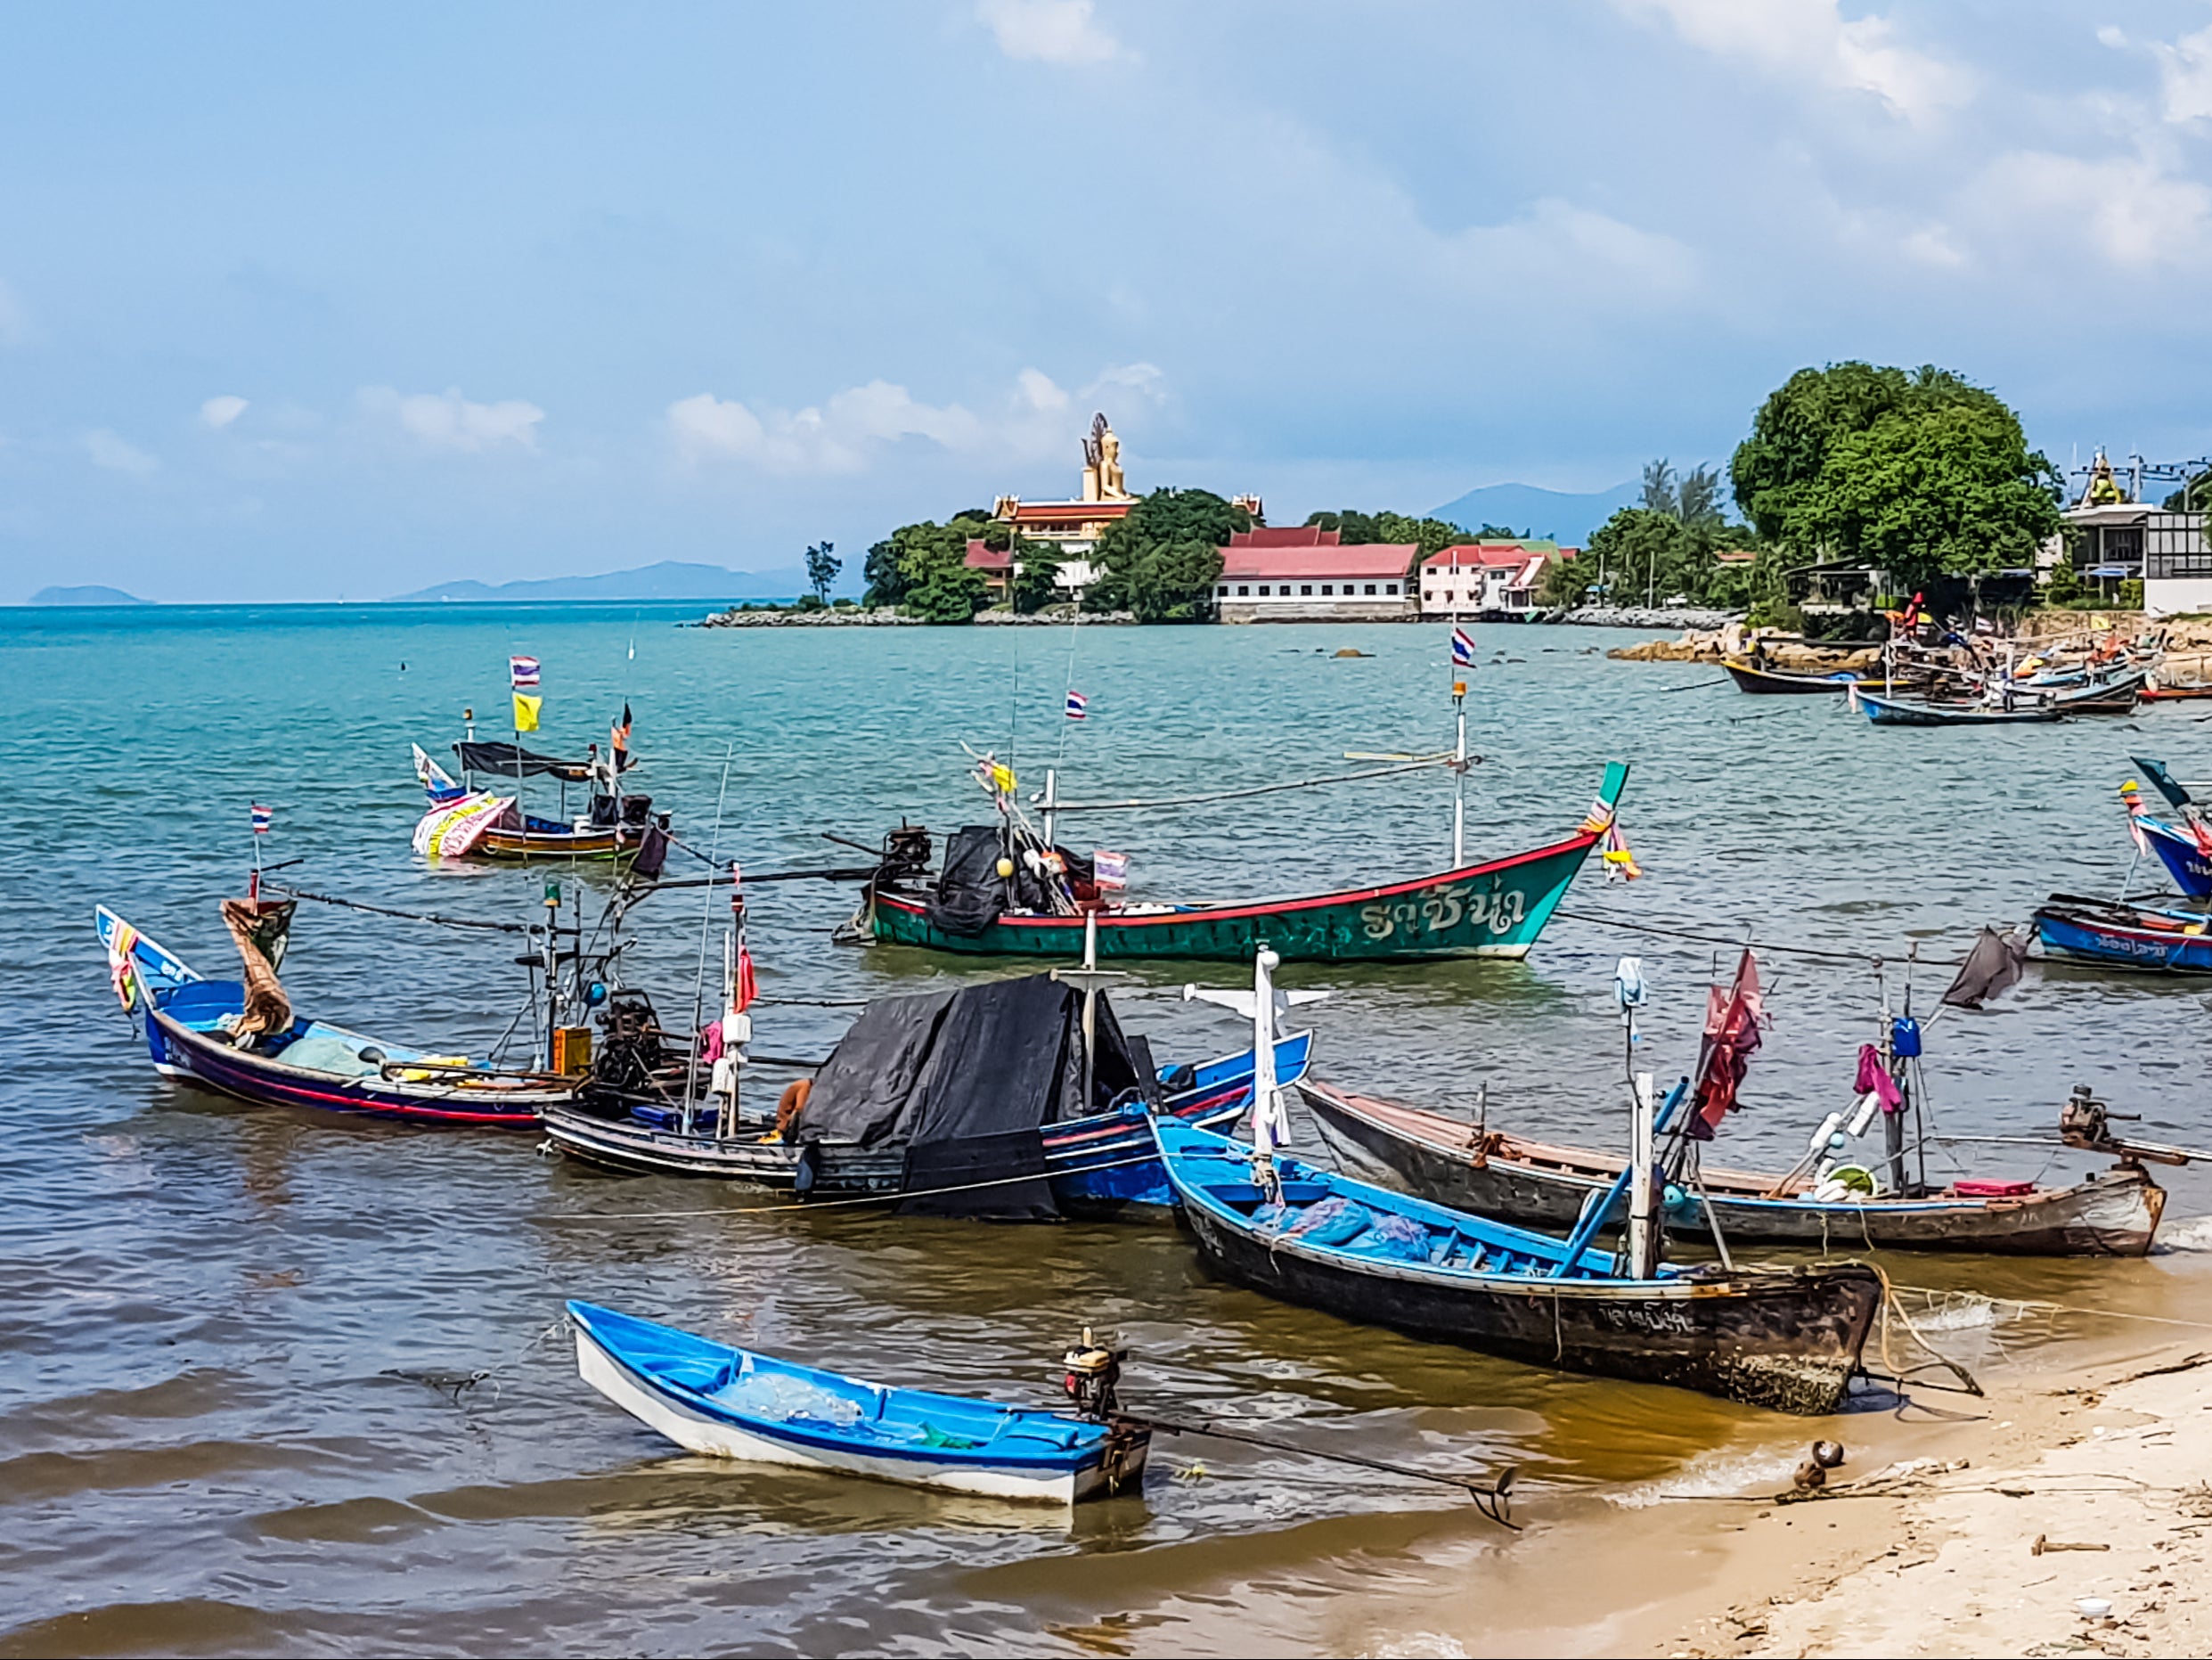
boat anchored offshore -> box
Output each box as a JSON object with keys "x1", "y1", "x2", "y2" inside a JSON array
[
  {"x1": 568, "y1": 1301, "x2": 1150, "y2": 1504},
  {"x1": 858, "y1": 761, "x2": 1633, "y2": 963},
  {"x1": 410, "y1": 695, "x2": 669, "y2": 867},
  {"x1": 2122, "y1": 759, "x2": 2212, "y2": 898}
]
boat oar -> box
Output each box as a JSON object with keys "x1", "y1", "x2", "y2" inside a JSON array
[
  {"x1": 1661, "y1": 676, "x2": 1733, "y2": 692},
  {"x1": 1126, "y1": 1411, "x2": 1518, "y2": 1527}
]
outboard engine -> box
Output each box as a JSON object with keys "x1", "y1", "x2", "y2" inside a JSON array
[{"x1": 1062, "y1": 1327, "x2": 1124, "y2": 1420}]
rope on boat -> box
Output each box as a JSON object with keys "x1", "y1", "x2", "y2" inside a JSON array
[
  {"x1": 1554, "y1": 907, "x2": 1967, "y2": 969},
  {"x1": 1042, "y1": 756, "x2": 1463, "y2": 814},
  {"x1": 1866, "y1": 1262, "x2": 1983, "y2": 1396},
  {"x1": 1887, "y1": 1284, "x2": 2212, "y2": 1336},
  {"x1": 265, "y1": 884, "x2": 535, "y2": 935},
  {"x1": 530, "y1": 1150, "x2": 1166, "y2": 1221}
]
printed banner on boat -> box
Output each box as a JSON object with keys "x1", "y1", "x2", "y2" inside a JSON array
[{"x1": 412, "y1": 791, "x2": 514, "y2": 859}]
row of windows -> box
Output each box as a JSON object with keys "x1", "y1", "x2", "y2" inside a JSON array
[{"x1": 1216, "y1": 582, "x2": 1400, "y2": 598}]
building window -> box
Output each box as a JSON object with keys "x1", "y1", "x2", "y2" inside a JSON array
[
  {"x1": 1385, "y1": 583, "x2": 1398, "y2": 595},
  {"x1": 1237, "y1": 585, "x2": 1250, "y2": 596},
  {"x1": 1364, "y1": 584, "x2": 1377, "y2": 595},
  {"x1": 1320, "y1": 584, "x2": 1333, "y2": 595},
  {"x1": 1302, "y1": 585, "x2": 1313, "y2": 596},
  {"x1": 1423, "y1": 590, "x2": 1432, "y2": 601},
  {"x1": 1217, "y1": 585, "x2": 1228, "y2": 596}
]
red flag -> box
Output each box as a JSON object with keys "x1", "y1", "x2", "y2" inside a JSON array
[
  {"x1": 1687, "y1": 950, "x2": 1763, "y2": 1142},
  {"x1": 735, "y1": 941, "x2": 757, "y2": 1012}
]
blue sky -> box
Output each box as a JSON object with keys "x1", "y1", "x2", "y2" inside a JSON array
[{"x1": 8, "y1": 1, "x2": 2212, "y2": 601}]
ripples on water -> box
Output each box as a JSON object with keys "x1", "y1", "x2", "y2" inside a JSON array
[{"x1": 4, "y1": 606, "x2": 2209, "y2": 1655}]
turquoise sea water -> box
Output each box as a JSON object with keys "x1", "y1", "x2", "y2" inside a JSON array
[{"x1": 4, "y1": 601, "x2": 2209, "y2": 1656}]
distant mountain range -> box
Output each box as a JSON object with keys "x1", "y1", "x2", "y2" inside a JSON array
[
  {"x1": 1430, "y1": 481, "x2": 1639, "y2": 546},
  {"x1": 391, "y1": 560, "x2": 810, "y2": 602},
  {"x1": 29, "y1": 585, "x2": 150, "y2": 606}
]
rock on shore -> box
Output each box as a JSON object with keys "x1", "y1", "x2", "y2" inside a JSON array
[
  {"x1": 1607, "y1": 620, "x2": 1881, "y2": 670},
  {"x1": 1550, "y1": 604, "x2": 1742, "y2": 631},
  {"x1": 699, "y1": 605, "x2": 1133, "y2": 628}
]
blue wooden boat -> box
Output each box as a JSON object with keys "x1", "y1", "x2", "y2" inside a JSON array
[
  {"x1": 1151, "y1": 1118, "x2": 1881, "y2": 1414},
  {"x1": 2035, "y1": 894, "x2": 2212, "y2": 974},
  {"x1": 97, "y1": 905, "x2": 574, "y2": 1128},
  {"x1": 2126, "y1": 758, "x2": 2212, "y2": 897},
  {"x1": 1849, "y1": 684, "x2": 2063, "y2": 726},
  {"x1": 567, "y1": 1301, "x2": 1149, "y2": 1503}
]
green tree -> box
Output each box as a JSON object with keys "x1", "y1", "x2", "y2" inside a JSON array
[
  {"x1": 1587, "y1": 508, "x2": 1696, "y2": 609},
  {"x1": 1779, "y1": 401, "x2": 2061, "y2": 593},
  {"x1": 804, "y1": 540, "x2": 840, "y2": 607},
  {"x1": 1731, "y1": 363, "x2": 2008, "y2": 542},
  {"x1": 1092, "y1": 487, "x2": 1249, "y2": 621},
  {"x1": 1010, "y1": 537, "x2": 1065, "y2": 613},
  {"x1": 863, "y1": 517, "x2": 992, "y2": 621}
]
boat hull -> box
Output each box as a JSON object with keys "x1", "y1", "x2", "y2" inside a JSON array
[
  {"x1": 1302, "y1": 1082, "x2": 2164, "y2": 1256},
  {"x1": 873, "y1": 835, "x2": 1601, "y2": 962},
  {"x1": 1849, "y1": 685, "x2": 2063, "y2": 725},
  {"x1": 1722, "y1": 658, "x2": 1858, "y2": 694},
  {"x1": 1178, "y1": 1197, "x2": 1878, "y2": 1415},
  {"x1": 145, "y1": 1006, "x2": 560, "y2": 1127},
  {"x1": 2036, "y1": 903, "x2": 2212, "y2": 976},
  {"x1": 571, "y1": 1313, "x2": 1146, "y2": 1504},
  {"x1": 2140, "y1": 817, "x2": 2212, "y2": 898}
]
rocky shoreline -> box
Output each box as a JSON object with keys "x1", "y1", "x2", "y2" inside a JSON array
[
  {"x1": 698, "y1": 604, "x2": 1134, "y2": 628},
  {"x1": 1547, "y1": 603, "x2": 1743, "y2": 632}
]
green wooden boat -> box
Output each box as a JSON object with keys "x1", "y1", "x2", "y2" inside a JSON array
[{"x1": 867, "y1": 763, "x2": 1628, "y2": 963}]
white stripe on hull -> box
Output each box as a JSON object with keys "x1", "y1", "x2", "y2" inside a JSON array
[{"x1": 575, "y1": 1330, "x2": 1139, "y2": 1504}]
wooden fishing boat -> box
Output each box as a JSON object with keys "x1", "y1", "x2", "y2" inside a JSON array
[
  {"x1": 865, "y1": 763, "x2": 1629, "y2": 963},
  {"x1": 2125, "y1": 759, "x2": 2212, "y2": 897},
  {"x1": 2141, "y1": 682, "x2": 2212, "y2": 701},
  {"x1": 1849, "y1": 684, "x2": 2064, "y2": 726},
  {"x1": 543, "y1": 1029, "x2": 1313, "y2": 1211},
  {"x1": 568, "y1": 1301, "x2": 1149, "y2": 1503},
  {"x1": 2034, "y1": 894, "x2": 2212, "y2": 976},
  {"x1": 1152, "y1": 1118, "x2": 1881, "y2": 1414},
  {"x1": 1299, "y1": 1079, "x2": 2167, "y2": 1256},
  {"x1": 2043, "y1": 666, "x2": 2148, "y2": 714},
  {"x1": 1721, "y1": 657, "x2": 1861, "y2": 694},
  {"x1": 97, "y1": 906, "x2": 574, "y2": 1127},
  {"x1": 412, "y1": 740, "x2": 667, "y2": 867}
]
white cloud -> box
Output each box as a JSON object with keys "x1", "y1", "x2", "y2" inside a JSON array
[
  {"x1": 1972, "y1": 149, "x2": 2212, "y2": 269},
  {"x1": 84, "y1": 429, "x2": 159, "y2": 476},
  {"x1": 667, "y1": 365, "x2": 1161, "y2": 475},
  {"x1": 1620, "y1": 0, "x2": 1971, "y2": 122},
  {"x1": 2157, "y1": 24, "x2": 2212, "y2": 124},
  {"x1": 976, "y1": 0, "x2": 1120, "y2": 66},
  {"x1": 359, "y1": 386, "x2": 544, "y2": 452},
  {"x1": 200, "y1": 395, "x2": 249, "y2": 429}
]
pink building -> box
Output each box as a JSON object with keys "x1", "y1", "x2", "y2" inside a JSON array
[{"x1": 1420, "y1": 542, "x2": 1571, "y2": 617}]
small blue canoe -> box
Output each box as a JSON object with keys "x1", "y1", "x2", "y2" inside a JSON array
[
  {"x1": 2034, "y1": 894, "x2": 2212, "y2": 974},
  {"x1": 567, "y1": 1301, "x2": 1150, "y2": 1504}
]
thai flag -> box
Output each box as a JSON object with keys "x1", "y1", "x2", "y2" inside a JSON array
[
  {"x1": 510, "y1": 655, "x2": 541, "y2": 689},
  {"x1": 1065, "y1": 689, "x2": 1089, "y2": 721},
  {"x1": 250, "y1": 804, "x2": 273, "y2": 836},
  {"x1": 1450, "y1": 626, "x2": 1476, "y2": 668},
  {"x1": 1093, "y1": 848, "x2": 1128, "y2": 890}
]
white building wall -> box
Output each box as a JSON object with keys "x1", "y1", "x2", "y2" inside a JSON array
[{"x1": 2146, "y1": 577, "x2": 2212, "y2": 617}]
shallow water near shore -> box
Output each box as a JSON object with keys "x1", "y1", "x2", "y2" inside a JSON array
[{"x1": 5, "y1": 603, "x2": 2211, "y2": 1656}]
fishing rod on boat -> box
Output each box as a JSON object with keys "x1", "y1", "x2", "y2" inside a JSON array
[{"x1": 1058, "y1": 1336, "x2": 1517, "y2": 1527}]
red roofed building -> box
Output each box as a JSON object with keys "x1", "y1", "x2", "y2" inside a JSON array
[
  {"x1": 1215, "y1": 536, "x2": 1417, "y2": 622},
  {"x1": 963, "y1": 537, "x2": 1014, "y2": 602},
  {"x1": 1420, "y1": 542, "x2": 1571, "y2": 617}
]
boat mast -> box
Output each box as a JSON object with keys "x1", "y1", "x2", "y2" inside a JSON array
[
  {"x1": 1052, "y1": 907, "x2": 1124, "y2": 1115},
  {"x1": 1452, "y1": 677, "x2": 1467, "y2": 868}
]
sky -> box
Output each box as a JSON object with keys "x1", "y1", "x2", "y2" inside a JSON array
[{"x1": 7, "y1": 0, "x2": 2212, "y2": 601}]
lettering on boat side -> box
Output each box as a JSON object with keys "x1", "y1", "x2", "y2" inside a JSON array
[{"x1": 1359, "y1": 884, "x2": 1526, "y2": 942}]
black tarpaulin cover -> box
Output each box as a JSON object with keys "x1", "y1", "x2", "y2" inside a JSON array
[
  {"x1": 791, "y1": 973, "x2": 1146, "y2": 1219},
  {"x1": 453, "y1": 740, "x2": 596, "y2": 781},
  {"x1": 924, "y1": 824, "x2": 1100, "y2": 936}
]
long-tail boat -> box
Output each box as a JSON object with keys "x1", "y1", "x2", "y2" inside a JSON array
[
  {"x1": 543, "y1": 971, "x2": 1311, "y2": 1215},
  {"x1": 1151, "y1": 1116, "x2": 1881, "y2": 1414},
  {"x1": 96, "y1": 903, "x2": 575, "y2": 1127},
  {"x1": 2034, "y1": 892, "x2": 2212, "y2": 975},
  {"x1": 1721, "y1": 656, "x2": 1861, "y2": 694},
  {"x1": 862, "y1": 762, "x2": 1630, "y2": 962},
  {"x1": 2125, "y1": 759, "x2": 2212, "y2": 897},
  {"x1": 411, "y1": 734, "x2": 667, "y2": 867},
  {"x1": 1299, "y1": 945, "x2": 2170, "y2": 1256}
]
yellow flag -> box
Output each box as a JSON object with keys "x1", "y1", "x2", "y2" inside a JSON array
[
  {"x1": 512, "y1": 692, "x2": 542, "y2": 732},
  {"x1": 990, "y1": 762, "x2": 1016, "y2": 796}
]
